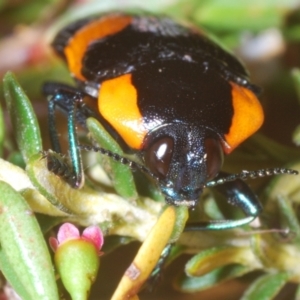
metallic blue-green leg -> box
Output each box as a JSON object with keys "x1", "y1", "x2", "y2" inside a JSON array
[
  {"x1": 185, "y1": 174, "x2": 263, "y2": 231},
  {"x1": 48, "y1": 95, "x2": 62, "y2": 153},
  {"x1": 147, "y1": 243, "x2": 173, "y2": 290},
  {"x1": 43, "y1": 83, "x2": 86, "y2": 188},
  {"x1": 66, "y1": 95, "x2": 84, "y2": 188}
]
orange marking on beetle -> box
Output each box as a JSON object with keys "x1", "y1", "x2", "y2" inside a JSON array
[
  {"x1": 64, "y1": 15, "x2": 132, "y2": 80},
  {"x1": 98, "y1": 74, "x2": 147, "y2": 149},
  {"x1": 224, "y1": 83, "x2": 264, "y2": 154}
]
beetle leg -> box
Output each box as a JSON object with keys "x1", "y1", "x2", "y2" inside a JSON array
[
  {"x1": 42, "y1": 82, "x2": 89, "y2": 188},
  {"x1": 185, "y1": 173, "x2": 263, "y2": 231},
  {"x1": 146, "y1": 243, "x2": 173, "y2": 290}
]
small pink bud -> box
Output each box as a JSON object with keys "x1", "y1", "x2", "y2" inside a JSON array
[{"x1": 49, "y1": 223, "x2": 104, "y2": 300}]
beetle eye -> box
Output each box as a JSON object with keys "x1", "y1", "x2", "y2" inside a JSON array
[
  {"x1": 204, "y1": 138, "x2": 224, "y2": 181},
  {"x1": 144, "y1": 137, "x2": 174, "y2": 179}
]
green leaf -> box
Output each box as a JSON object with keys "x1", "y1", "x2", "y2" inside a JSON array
[
  {"x1": 165, "y1": 244, "x2": 186, "y2": 266},
  {"x1": 185, "y1": 246, "x2": 260, "y2": 276},
  {"x1": 276, "y1": 194, "x2": 300, "y2": 244},
  {"x1": 263, "y1": 165, "x2": 300, "y2": 241},
  {"x1": 170, "y1": 206, "x2": 189, "y2": 242},
  {"x1": 0, "y1": 101, "x2": 4, "y2": 157},
  {"x1": 241, "y1": 272, "x2": 290, "y2": 300},
  {"x1": 264, "y1": 162, "x2": 300, "y2": 217},
  {"x1": 3, "y1": 72, "x2": 42, "y2": 163},
  {"x1": 0, "y1": 181, "x2": 59, "y2": 300},
  {"x1": 26, "y1": 153, "x2": 72, "y2": 214},
  {"x1": 86, "y1": 117, "x2": 138, "y2": 200},
  {"x1": 251, "y1": 232, "x2": 300, "y2": 278},
  {"x1": 174, "y1": 264, "x2": 249, "y2": 292}
]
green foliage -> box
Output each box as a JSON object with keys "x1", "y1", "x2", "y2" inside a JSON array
[
  {"x1": 3, "y1": 72, "x2": 42, "y2": 163},
  {"x1": 86, "y1": 118, "x2": 138, "y2": 200},
  {"x1": 0, "y1": 181, "x2": 59, "y2": 300}
]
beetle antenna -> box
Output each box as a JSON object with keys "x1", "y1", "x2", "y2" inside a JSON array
[
  {"x1": 80, "y1": 144, "x2": 298, "y2": 188},
  {"x1": 206, "y1": 168, "x2": 298, "y2": 188},
  {"x1": 79, "y1": 144, "x2": 158, "y2": 179}
]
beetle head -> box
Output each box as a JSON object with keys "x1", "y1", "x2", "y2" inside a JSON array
[{"x1": 143, "y1": 124, "x2": 224, "y2": 207}]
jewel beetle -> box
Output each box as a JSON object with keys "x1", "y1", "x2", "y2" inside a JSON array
[{"x1": 43, "y1": 13, "x2": 297, "y2": 231}]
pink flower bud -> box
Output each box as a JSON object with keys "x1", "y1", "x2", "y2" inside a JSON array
[{"x1": 49, "y1": 223, "x2": 104, "y2": 300}]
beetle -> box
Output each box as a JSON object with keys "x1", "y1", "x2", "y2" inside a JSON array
[{"x1": 43, "y1": 13, "x2": 297, "y2": 231}]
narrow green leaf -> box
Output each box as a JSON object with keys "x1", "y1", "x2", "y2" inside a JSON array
[
  {"x1": 251, "y1": 230, "x2": 300, "y2": 278},
  {"x1": 0, "y1": 181, "x2": 59, "y2": 300},
  {"x1": 165, "y1": 244, "x2": 186, "y2": 266},
  {"x1": 185, "y1": 246, "x2": 259, "y2": 276},
  {"x1": 86, "y1": 117, "x2": 138, "y2": 200},
  {"x1": 241, "y1": 272, "x2": 290, "y2": 300},
  {"x1": 276, "y1": 194, "x2": 300, "y2": 244},
  {"x1": 3, "y1": 71, "x2": 42, "y2": 163},
  {"x1": 0, "y1": 250, "x2": 31, "y2": 299},
  {"x1": 170, "y1": 206, "x2": 189, "y2": 242},
  {"x1": 0, "y1": 102, "x2": 4, "y2": 157},
  {"x1": 26, "y1": 153, "x2": 75, "y2": 214},
  {"x1": 174, "y1": 264, "x2": 249, "y2": 292},
  {"x1": 265, "y1": 161, "x2": 300, "y2": 206}
]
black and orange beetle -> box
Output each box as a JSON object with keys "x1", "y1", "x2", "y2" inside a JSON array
[{"x1": 43, "y1": 13, "x2": 297, "y2": 231}]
